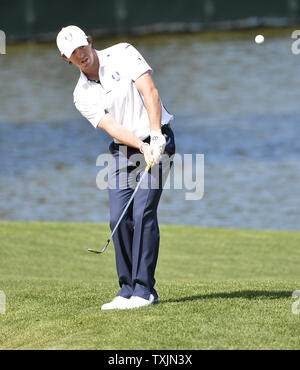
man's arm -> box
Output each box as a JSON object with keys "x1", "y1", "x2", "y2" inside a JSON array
[
  {"x1": 97, "y1": 113, "x2": 143, "y2": 148},
  {"x1": 134, "y1": 71, "x2": 162, "y2": 132},
  {"x1": 97, "y1": 71, "x2": 163, "y2": 165},
  {"x1": 97, "y1": 113, "x2": 154, "y2": 165},
  {"x1": 135, "y1": 72, "x2": 166, "y2": 164}
]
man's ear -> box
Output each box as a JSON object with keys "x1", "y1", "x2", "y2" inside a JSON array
[{"x1": 61, "y1": 55, "x2": 72, "y2": 64}]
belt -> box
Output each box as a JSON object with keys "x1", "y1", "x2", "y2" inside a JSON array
[
  {"x1": 161, "y1": 122, "x2": 171, "y2": 133},
  {"x1": 113, "y1": 123, "x2": 171, "y2": 147}
]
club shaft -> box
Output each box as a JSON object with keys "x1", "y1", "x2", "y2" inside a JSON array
[{"x1": 108, "y1": 164, "x2": 151, "y2": 242}]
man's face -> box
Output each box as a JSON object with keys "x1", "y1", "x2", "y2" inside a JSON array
[{"x1": 64, "y1": 43, "x2": 95, "y2": 70}]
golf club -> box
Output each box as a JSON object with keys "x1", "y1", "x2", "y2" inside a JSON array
[{"x1": 87, "y1": 162, "x2": 152, "y2": 254}]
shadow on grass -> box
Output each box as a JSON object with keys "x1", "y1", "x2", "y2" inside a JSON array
[{"x1": 162, "y1": 290, "x2": 292, "y2": 304}]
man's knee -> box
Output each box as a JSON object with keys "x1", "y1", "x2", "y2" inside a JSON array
[{"x1": 110, "y1": 214, "x2": 133, "y2": 231}]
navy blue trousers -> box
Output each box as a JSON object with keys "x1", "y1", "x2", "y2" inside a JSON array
[{"x1": 108, "y1": 125, "x2": 175, "y2": 300}]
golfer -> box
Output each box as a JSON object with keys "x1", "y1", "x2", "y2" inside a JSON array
[{"x1": 56, "y1": 26, "x2": 175, "y2": 310}]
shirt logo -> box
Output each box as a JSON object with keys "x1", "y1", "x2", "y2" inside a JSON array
[{"x1": 111, "y1": 71, "x2": 121, "y2": 81}]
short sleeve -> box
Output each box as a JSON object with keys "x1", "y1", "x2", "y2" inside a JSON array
[
  {"x1": 74, "y1": 99, "x2": 107, "y2": 129},
  {"x1": 119, "y1": 43, "x2": 153, "y2": 82}
]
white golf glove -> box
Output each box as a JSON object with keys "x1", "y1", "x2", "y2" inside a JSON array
[{"x1": 150, "y1": 130, "x2": 166, "y2": 165}]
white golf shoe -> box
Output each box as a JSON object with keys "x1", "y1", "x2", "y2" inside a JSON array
[
  {"x1": 101, "y1": 296, "x2": 130, "y2": 311},
  {"x1": 126, "y1": 294, "x2": 156, "y2": 309}
]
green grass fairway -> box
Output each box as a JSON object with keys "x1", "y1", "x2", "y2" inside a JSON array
[{"x1": 0, "y1": 221, "x2": 300, "y2": 349}]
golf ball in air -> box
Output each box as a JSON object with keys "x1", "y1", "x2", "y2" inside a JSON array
[{"x1": 255, "y1": 35, "x2": 264, "y2": 44}]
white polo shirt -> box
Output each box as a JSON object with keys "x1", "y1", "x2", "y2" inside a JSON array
[{"x1": 73, "y1": 43, "x2": 173, "y2": 143}]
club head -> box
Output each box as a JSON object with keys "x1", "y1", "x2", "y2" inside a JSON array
[
  {"x1": 87, "y1": 240, "x2": 110, "y2": 255},
  {"x1": 87, "y1": 248, "x2": 103, "y2": 254}
]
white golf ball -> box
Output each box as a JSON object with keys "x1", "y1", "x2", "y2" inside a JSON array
[{"x1": 255, "y1": 34, "x2": 264, "y2": 44}]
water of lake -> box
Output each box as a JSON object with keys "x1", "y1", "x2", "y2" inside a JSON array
[{"x1": 1, "y1": 28, "x2": 299, "y2": 230}]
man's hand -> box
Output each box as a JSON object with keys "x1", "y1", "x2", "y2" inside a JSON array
[
  {"x1": 150, "y1": 130, "x2": 166, "y2": 165},
  {"x1": 140, "y1": 142, "x2": 154, "y2": 166}
]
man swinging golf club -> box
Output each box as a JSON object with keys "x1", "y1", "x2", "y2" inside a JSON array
[{"x1": 56, "y1": 26, "x2": 175, "y2": 310}]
